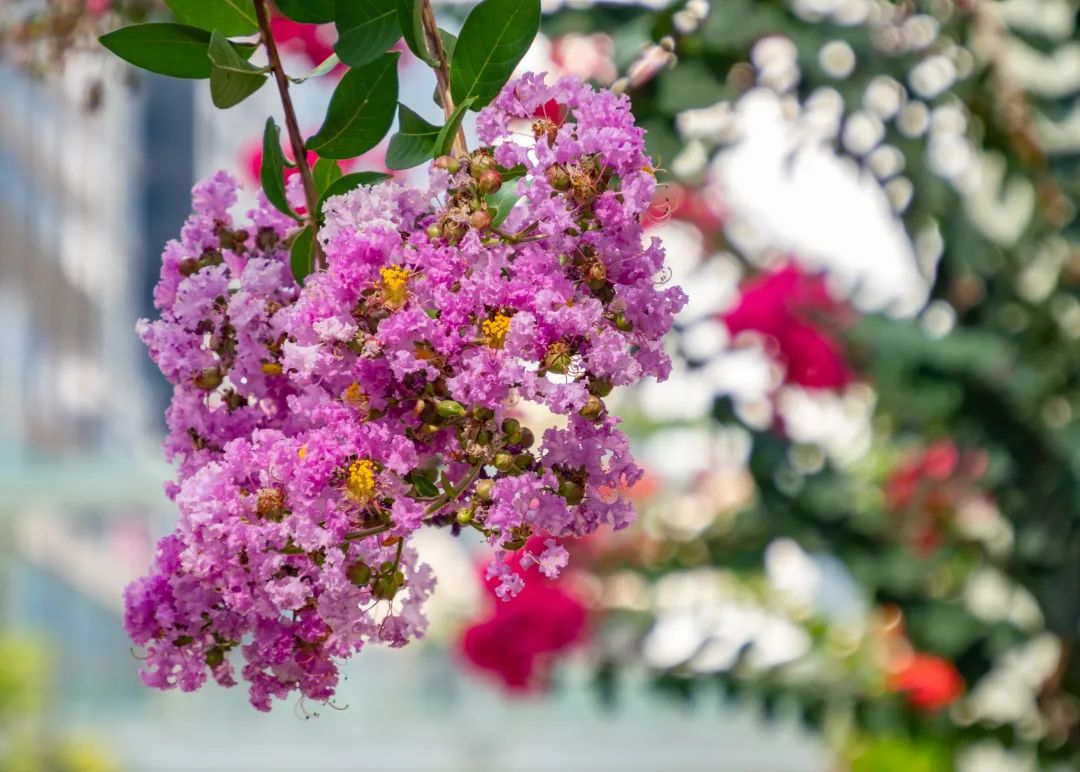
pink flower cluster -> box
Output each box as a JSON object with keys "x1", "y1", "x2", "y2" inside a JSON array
[{"x1": 125, "y1": 75, "x2": 685, "y2": 710}]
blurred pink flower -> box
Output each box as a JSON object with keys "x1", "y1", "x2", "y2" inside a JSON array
[
  {"x1": 722, "y1": 263, "x2": 853, "y2": 389},
  {"x1": 460, "y1": 537, "x2": 587, "y2": 692}
]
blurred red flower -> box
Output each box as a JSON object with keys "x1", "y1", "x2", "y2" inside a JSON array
[
  {"x1": 885, "y1": 439, "x2": 989, "y2": 554},
  {"x1": 460, "y1": 537, "x2": 587, "y2": 692},
  {"x1": 722, "y1": 263, "x2": 853, "y2": 389},
  {"x1": 889, "y1": 653, "x2": 965, "y2": 710}
]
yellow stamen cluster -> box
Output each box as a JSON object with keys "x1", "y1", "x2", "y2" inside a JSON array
[
  {"x1": 379, "y1": 266, "x2": 410, "y2": 307},
  {"x1": 346, "y1": 459, "x2": 377, "y2": 502},
  {"x1": 482, "y1": 313, "x2": 512, "y2": 349},
  {"x1": 298, "y1": 444, "x2": 307, "y2": 460},
  {"x1": 342, "y1": 382, "x2": 367, "y2": 409}
]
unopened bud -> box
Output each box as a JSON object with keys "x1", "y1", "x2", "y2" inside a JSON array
[
  {"x1": 546, "y1": 164, "x2": 570, "y2": 191},
  {"x1": 613, "y1": 312, "x2": 633, "y2": 332},
  {"x1": 472, "y1": 406, "x2": 495, "y2": 421},
  {"x1": 478, "y1": 169, "x2": 503, "y2": 194},
  {"x1": 436, "y1": 399, "x2": 467, "y2": 418},
  {"x1": 347, "y1": 562, "x2": 372, "y2": 587},
  {"x1": 518, "y1": 428, "x2": 535, "y2": 449},
  {"x1": 494, "y1": 452, "x2": 516, "y2": 472},
  {"x1": 455, "y1": 507, "x2": 473, "y2": 525},
  {"x1": 194, "y1": 368, "x2": 223, "y2": 391},
  {"x1": 470, "y1": 152, "x2": 496, "y2": 178},
  {"x1": 434, "y1": 154, "x2": 460, "y2": 174},
  {"x1": 501, "y1": 417, "x2": 521, "y2": 437},
  {"x1": 475, "y1": 429, "x2": 493, "y2": 446},
  {"x1": 558, "y1": 479, "x2": 585, "y2": 505},
  {"x1": 514, "y1": 452, "x2": 533, "y2": 470},
  {"x1": 205, "y1": 647, "x2": 225, "y2": 668},
  {"x1": 476, "y1": 479, "x2": 495, "y2": 502},
  {"x1": 589, "y1": 378, "x2": 614, "y2": 397},
  {"x1": 470, "y1": 209, "x2": 493, "y2": 230},
  {"x1": 372, "y1": 575, "x2": 397, "y2": 600},
  {"x1": 580, "y1": 394, "x2": 605, "y2": 421},
  {"x1": 426, "y1": 224, "x2": 441, "y2": 240}
]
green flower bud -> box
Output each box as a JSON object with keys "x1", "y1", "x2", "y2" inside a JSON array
[
  {"x1": 558, "y1": 479, "x2": 585, "y2": 505},
  {"x1": 436, "y1": 399, "x2": 467, "y2": 418},
  {"x1": 472, "y1": 406, "x2": 495, "y2": 421},
  {"x1": 426, "y1": 224, "x2": 441, "y2": 240},
  {"x1": 588, "y1": 379, "x2": 614, "y2": 397},
  {"x1": 501, "y1": 418, "x2": 521, "y2": 436},
  {"x1": 494, "y1": 452, "x2": 516, "y2": 472},
  {"x1": 475, "y1": 479, "x2": 495, "y2": 502},
  {"x1": 456, "y1": 507, "x2": 473, "y2": 525},
  {"x1": 347, "y1": 562, "x2": 372, "y2": 587},
  {"x1": 194, "y1": 368, "x2": 224, "y2": 391},
  {"x1": 372, "y1": 576, "x2": 397, "y2": 600},
  {"x1": 205, "y1": 647, "x2": 225, "y2": 668},
  {"x1": 613, "y1": 312, "x2": 633, "y2": 332},
  {"x1": 514, "y1": 452, "x2": 534, "y2": 470},
  {"x1": 580, "y1": 395, "x2": 605, "y2": 421},
  {"x1": 518, "y1": 428, "x2": 535, "y2": 449}
]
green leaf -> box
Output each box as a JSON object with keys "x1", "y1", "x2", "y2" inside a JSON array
[
  {"x1": 260, "y1": 118, "x2": 300, "y2": 220},
  {"x1": 334, "y1": 0, "x2": 400, "y2": 67},
  {"x1": 290, "y1": 225, "x2": 315, "y2": 285},
  {"x1": 274, "y1": 0, "x2": 334, "y2": 23},
  {"x1": 386, "y1": 103, "x2": 440, "y2": 169},
  {"x1": 307, "y1": 51, "x2": 400, "y2": 159},
  {"x1": 163, "y1": 0, "x2": 257, "y2": 36},
  {"x1": 208, "y1": 30, "x2": 266, "y2": 108},
  {"x1": 318, "y1": 172, "x2": 393, "y2": 215},
  {"x1": 450, "y1": 0, "x2": 540, "y2": 110},
  {"x1": 292, "y1": 53, "x2": 340, "y2": 83},
  {"x1": 410, "y1": 472, "x2": 440, "y2": 498},
  {"x1": 434, "y1": 97, "x2": 474, "y2": 157},
  {"x1": 312, "y1": 157, "x2": 343, "y2": 194},
  {"x1": 397, "y1": 0, "x2": 436, "y2": 66},
  {"x1": 500, "y1": 163, "x2": 527, "y2": 182},
  {"x1": 486, "y1": 186, "x2": 520, "y2": 228},
  {"x1": 100, "y1": 23, "x2": 217, "y2": 79}
]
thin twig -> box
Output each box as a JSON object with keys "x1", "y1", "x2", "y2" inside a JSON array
[
  {"x1": 254, "y1": 0, "x2": 324, "y2": 271},
  {"x1": 420, "y1": 0, "x2": 468, "y2": 158}
]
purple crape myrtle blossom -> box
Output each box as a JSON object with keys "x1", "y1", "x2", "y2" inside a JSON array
[{"x1": 127, "y1": 74, "x2": 686, "y2": 711}]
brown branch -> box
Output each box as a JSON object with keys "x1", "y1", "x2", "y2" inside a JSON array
[
  {"x1": 420, "y1": 0, "x2": 468, "y2": 158},
  {"x1": 254, "y1": 0, "x2": 324, "y2": 271}
]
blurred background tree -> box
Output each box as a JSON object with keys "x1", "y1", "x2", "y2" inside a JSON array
[{"x1": 507, "y1": 1, "x2": 1080, "y2": 770}]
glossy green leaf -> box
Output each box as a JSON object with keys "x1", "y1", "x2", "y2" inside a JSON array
[
  {"x1": 485, "y1": 186, "x2": 520, "y2": 228},
  {"x1": 434, "y1": 97, "x2": 474, "y2": 158},
  {"x1": 163, "y1": 0, "x2": 257, "y2": 36},
  {"x1": 274, "y1": 0, "x2": 334, "y2": 23},
  {"x1": 318, "y1": 172, "x2": 394, "y2": 214},
  {"x1": 313, "y1": 157, "x2": 343, "y2": 194},
  {"x1": 100, "y1": 23, "x2": 220, "y2": 79},
  {"x1": 290, "y1": 225, "x2": 315, "y2": 285},
  {"x1": 386, "y1": 104, "x2": 440, "y2": 170},
  {"x1": 334, "y1": 0, "x2": 400, "y2": 67},
  {"x1": 260, "y1": 118, "x2": 300, "y2": 220},
  {"x1": 307, "y1": 52, "x2": 400, "y2": 159},
  {"x1": 208, "y1": 30, "x2": 266, "y2": 108},
  {"x1": 450, "y1": 0, "x2": 540, "y2": 110},
  {"x1": 397, "y1": 0, "x2": 436, "y2": 66}
]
